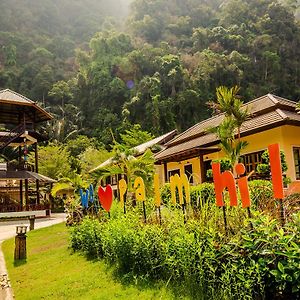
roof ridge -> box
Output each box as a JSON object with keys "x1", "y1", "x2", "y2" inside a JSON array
[
  {"x1": 267, "y1": 93, "x2": 279, "y2": 104},
  {"x1": 0, "y1": 88, "x2": 35, "y2": 103},
  {"x1": 276, "y1": 108, "x2": 288, "y2": 119},
  {"x1": 134, "y1": 129, "x2": 177, "y2": 147},
  {"x1": 269, "y1": 94, "x2": 297, "y2": 106}
]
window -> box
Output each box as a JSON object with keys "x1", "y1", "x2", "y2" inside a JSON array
[
  {"x1": 112, "y1": 175, "x2": 117, "y2": 185},
  {"x1": 203, "y1": 160, "x2": 212, "y2": 181},
  {"x1": 184, "y1": 164, "x2": 193, "y2": 183},
  {"x1": 293, "y1": 147, "x2": 300, "y2": 180},
  {"x1": 168, "y1": 169, "x2": 180, "y2": 181},
  {"x1": 240, "y1": 150, "x2": 264, "y2": 174}
]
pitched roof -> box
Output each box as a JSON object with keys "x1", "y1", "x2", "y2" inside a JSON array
[
  {"x1": 0, "y1": 89, "x2": 35, "y2": 105},
  {"x1": 0, "y1": 170, "x2": 56, "y2": 183},
  {"x1": 0, "y1": 89, "x2": 53, "y2": 124},
  {"x1": 132, "y1": 129, "x2": 177, "y2": 154},
  {"x1": 91, "y1": 129, "x2": 177, "y2": 170},
  {"x1": 155, "y1": 94, "x2": 299, "y2": 162},
  {"x1": 166, "y1": 94, "x2": 296, "y2": 147}
]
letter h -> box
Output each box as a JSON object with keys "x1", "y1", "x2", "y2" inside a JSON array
[{"x1": 212, "y1": 162, "x2": 238, "y2": 207}]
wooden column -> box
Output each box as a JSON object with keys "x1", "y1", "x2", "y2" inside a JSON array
[
  {"x1": 18, "y1": 146, "x2": 22, "y2": 167},
  {"x1": 199, "y1": 154, "x2": 205, "y2": 184},
  {"x1": 25, "y1": 179, "x2": 29, "y2": 208},
  {"x1": 34, "y1": 143, "x2": 40, "y2": 204},
  {"x1": 49, "y1": 183, "x2": 53, "y2": 209},
  {"x1": 19, "y1": 180, "x2": 23, "y2": 209},
  {"x1": 163, "y1": 162, "x2": 168, "y2": 183}
]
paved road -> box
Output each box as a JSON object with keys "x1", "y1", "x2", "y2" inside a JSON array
[
  {"x1": 0, "y1": 213, "x2": 66, "y2": 242},
  {"x1": 0, "y1": 213, "x2": 66, "y2": 300}
]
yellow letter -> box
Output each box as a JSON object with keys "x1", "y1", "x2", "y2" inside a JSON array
[
  {"x1": 170, "y1": 174, "x2": 190, "y2": 205},
  {"x1": 118, "y1": 179, "x2": 127, "y2": 206},
  {"x1": 134, "y1": 177, "x2": 146, "y2": 202},
  {"x1": 154, "y1": 174, "x2": 161, "y2": 207}
]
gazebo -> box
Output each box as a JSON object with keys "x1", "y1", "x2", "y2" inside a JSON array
[{"x1": 0, "y1": 89, "x2": 55, "y2": 214}]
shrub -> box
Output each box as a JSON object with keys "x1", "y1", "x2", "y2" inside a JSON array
[
  {"x1": 161, "y1": 182, "x2": 216, "y2": 207},
  {"x1": 70, "y1": 209, "x2": 300, "y2": 300},
  {"x1": 248, "y1": 180, "x2": 273, "y2": 208},
  {"x1": 256, "y1": 149, "x2": 288, "y2": 176},
  {"x1": 160, "y1": 183, "x2": 171, "y2": 205},
  {"x1": 190, "y1": 182, "x2": 215, "y2": 207}
]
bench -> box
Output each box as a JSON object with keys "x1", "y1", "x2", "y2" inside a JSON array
[{"x1": 0, "y1": 215, "x2": 35, "y2": 230}]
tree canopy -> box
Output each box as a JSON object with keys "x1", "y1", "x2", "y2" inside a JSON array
[{"x1": 1, "y1": 0, "x2": 300, "y2": 147}]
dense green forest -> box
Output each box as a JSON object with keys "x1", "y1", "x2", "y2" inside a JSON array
[{"x1": 1, "y1": 0, "x2": 300, "y2": 146}]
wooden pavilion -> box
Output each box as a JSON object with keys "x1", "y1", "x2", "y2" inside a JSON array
[{"x1": 0, "y1": 89, "x2": 55, "y2": 214}]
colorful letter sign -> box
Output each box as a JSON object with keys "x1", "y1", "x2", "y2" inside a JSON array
[
  {"x1": 80, "y1": 188, "x2": 89, "y2": 209},
  {"x1": 154, "y1": 174, "x2": 161, "y2": 207},
  {"x1": 98, "y1": 185, "x2": 113, "y2": 212},
  {"x1": 134, "y1": 177, "x2": 146, "y2": 202},
  {"x1": 212, "y1": 163, "x2": 237, "y2": 207},
  {"x1": 118, "y1": 179, "x2": 127, "y2": 206},
  {"x1": 170, "y1": 174, "x2": 190, "y2": 205},
  {"x1": 212, "y1": 143, "x2": 283, "y2": 208},
  {"x1": 268, "y1": 144, "x2": 284, "y2": 199}
]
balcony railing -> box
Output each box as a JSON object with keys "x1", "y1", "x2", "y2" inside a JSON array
[{"x1": 0, "y1": 124, "x2": 25, "y2": 151}]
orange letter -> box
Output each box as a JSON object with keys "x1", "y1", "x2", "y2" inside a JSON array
[
  {"x1": 268, "y1": 144, "x2": 284, "y2": 199},
  {"x1": 235, "y1": 163, "x2": 251, "y2": 208},
  {"x1": 212, "y1": 162, "x2": 238, "y2": 207}
]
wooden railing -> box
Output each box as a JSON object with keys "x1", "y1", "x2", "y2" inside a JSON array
[
  {"x1": 0, "y1": 124, "x2": 25, "y2": 151},
  {"x1": 0, "y1": 203, "x2": 50, "y2": 213}
]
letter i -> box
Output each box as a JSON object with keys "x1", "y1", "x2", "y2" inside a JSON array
[{"x1": 235, "y1": 163, "x2": 251, "y2": 208}]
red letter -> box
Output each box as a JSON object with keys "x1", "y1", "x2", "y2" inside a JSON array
[
  {"x1": 268, "y1": 144, "x2": 284, "y2": 199},
  {"x1": 212, "y1": 163, "x2": 238, "y2": 207}
]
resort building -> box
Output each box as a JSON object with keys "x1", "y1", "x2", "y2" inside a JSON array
[
  {"x1": 0, "y1": 89, "x2": 55, "y2": 216},
  {"x1": 155, "y1": 94, "x2": 300, "y2": 185}
]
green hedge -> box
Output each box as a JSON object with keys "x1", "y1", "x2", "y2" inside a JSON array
[
  {"x1": 70, "y1": 211, "x2": 300, "y2": 300},
  {"x1": 160, "y1": 182, "x2": 215, "y2": 207}
]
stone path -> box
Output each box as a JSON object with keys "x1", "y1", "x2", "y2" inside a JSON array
[{"x1": 0, "y1": 213, "x2": 66, "y2": 300}]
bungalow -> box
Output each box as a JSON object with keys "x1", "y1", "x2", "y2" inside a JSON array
[{"x1": 155, "y1": 94, "x2": 300, "y2": 185}]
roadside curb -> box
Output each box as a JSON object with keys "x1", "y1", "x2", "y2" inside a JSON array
[
  {"x1": 0, "y1": 213, "x2": 66, "y2": 300},
  {"x1": 0, "y1": 242, "x2": 14, "y2": 300}
]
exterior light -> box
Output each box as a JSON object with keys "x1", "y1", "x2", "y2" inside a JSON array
[
  {"x1": 15, "y1": 226, "x2": 28, "y2": 260},
  {"x1": 16, "y1": 225, "x2": 27, "y2": 235}
]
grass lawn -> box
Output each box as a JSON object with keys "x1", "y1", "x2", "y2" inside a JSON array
[{"x1": 2, "y1": 223, "x2": 185, "y2": 300}]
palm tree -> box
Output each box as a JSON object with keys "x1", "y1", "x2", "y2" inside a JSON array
[
  {"x1": 208, "y1": 117, "x2": 248, "y2": 168},
  {"x1": 208, "y1": 86, "x2": 240, "y2": 115},
  {"x1": 232, "y1": 98, "x2": 249, "y2": 141},
  {"x1": 92, "y1": 143, "x2": 155, "y2": 197},
  {"x1": 51, "y1": 172, "x2": 89, "y2": 197},
  {"x1": 208, "y1": 86, "x2": 249, "y2": 168}
]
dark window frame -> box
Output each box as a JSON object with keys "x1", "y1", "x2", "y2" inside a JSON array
[
  {"x1": 168, "y1": 169, "x2": 180, "y2": 181},
  {"x1": 240, "y1": 150, "x2": 265, "y2": 175},
  {"x1": 293, "y1": 147, "x2": 300, "y2": 180},
  {"x1": 184, "y1": 164, "x2": 193, "y2": 183}
]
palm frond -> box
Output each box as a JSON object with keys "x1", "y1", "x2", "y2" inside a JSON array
[{"x1": 51, "y1": 182, "x2": 73, "y2": 197}]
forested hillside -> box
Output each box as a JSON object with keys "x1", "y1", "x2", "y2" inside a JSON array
[{"x1": 1, "y1": 0, "x2": 300, "y2": 146}]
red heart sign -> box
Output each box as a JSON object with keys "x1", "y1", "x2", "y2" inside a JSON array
[{"x1": 98, "y1": 185, "x2": 113, "y2": 212}]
